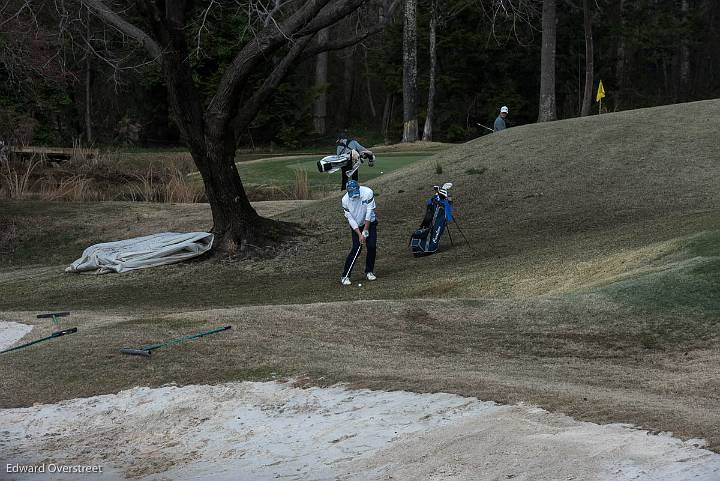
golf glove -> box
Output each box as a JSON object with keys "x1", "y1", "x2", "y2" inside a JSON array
[{"x1": 362, "y1": 230, "x2": 370, "y2": 238}]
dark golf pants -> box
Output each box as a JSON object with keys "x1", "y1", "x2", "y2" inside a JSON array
[{"x1": 343, "y1": 221, "x2": 377, "y2": 277}]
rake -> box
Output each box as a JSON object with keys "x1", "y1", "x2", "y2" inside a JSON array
[
  {"x1": 1, "y1": 327, "x2": 78, "y2": 354},
  {"x1": 120, "y1": 325, "x2": 232, "y2": 357}
]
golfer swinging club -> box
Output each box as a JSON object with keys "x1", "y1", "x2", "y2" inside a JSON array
[{"x1": 341, "y1": 180, "x2": 377, "y2": 286}]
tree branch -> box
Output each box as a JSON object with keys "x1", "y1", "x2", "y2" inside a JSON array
[
  {"x1": 81, "y1": 0, "x2": 162, "y2": 59},
  {"x1": 207, "y1": 0, "x2": 374, "y2": 123},
  {"x1": 298, "y1": 0, "x2": 400, "y2": 61},
  {"x1": 233, "y1": 33, "x2": 316, "y2": 136},
  {"x1": 299, "y1": 0, "x2": 399, "y2": 61},
  {"x1": 295, "y1": 0, "x2": 369, "y2": 37},
  {"x1": 207, "y1": 0, "x2": 332, "y2": 119}
]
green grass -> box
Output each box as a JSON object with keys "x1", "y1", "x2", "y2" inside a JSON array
[
  {"x1": 229, "y1": 152, "x2": 434, "y2": 189},
  {"x1": 593, "y1": 230, "x2": 720, "y2": 314}
]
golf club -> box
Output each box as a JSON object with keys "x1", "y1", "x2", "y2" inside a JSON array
[
  {"x1": 476, "y1": 123, "x2": 494, "y2": 133},
  {"x1": 342, "y1": 243, "x2": 363, "y2": 281}
]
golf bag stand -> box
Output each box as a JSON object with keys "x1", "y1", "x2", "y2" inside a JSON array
[{"x1": 451, "y1": 219, "x2": 472, "y2": 248}]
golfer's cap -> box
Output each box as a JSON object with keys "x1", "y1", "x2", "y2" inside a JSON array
[
  {"x1": 439, "y1": 189, "x2": 448, "y2": 197},
  {"x1": 500, "y1": 106, "x2": 509, "y2": 113},
  {"x1": 346, "y1": 180, "x2": 361, "y2": 198}
]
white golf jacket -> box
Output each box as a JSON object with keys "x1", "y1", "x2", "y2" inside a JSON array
[{"x1": 342, "y1": 186, "x2": 376, "y2": 230}]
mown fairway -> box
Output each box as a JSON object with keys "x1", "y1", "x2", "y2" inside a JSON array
[{"x1": 232, "y1": 151, "x2": 435, "y2": 190}]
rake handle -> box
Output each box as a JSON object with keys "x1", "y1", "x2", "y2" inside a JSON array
[
  {"x1": 0, "y1": 327, "x2": 78, "y2": 354},
  {"x1": 122, "y1": 325, "x2": 233, "y2": 356}
]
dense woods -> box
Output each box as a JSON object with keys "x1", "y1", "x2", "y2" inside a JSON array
[{"x1": 1, "y1": 0, "x2": 718, "y2": 148}]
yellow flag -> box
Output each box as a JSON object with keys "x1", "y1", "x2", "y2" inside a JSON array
[{"x1": 596, "y1": 80, "x2": 606, "y2": 102}]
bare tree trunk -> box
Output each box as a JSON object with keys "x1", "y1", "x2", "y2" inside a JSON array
[
  {"x1": 197, "y1": 127, "x2": 265, "y2": 254},
  {"x1": 363, "y1": 49, "x2": 377, "y2": 118},
  {"x1": 679, "y1": 0, "x2": 691, "y2": 101},
  {"x1": 84, "y1": 55, "x2": 92, "y2": 144},
  {"x1": 84, "y1": 11, "x2": 92, "y2": 143},
  {"x1": 422, "y1": 0, "x2": 437, "y2": 141},
  {"x1": 313, "y1": 28, "x2": 329, "y2": 134},
  {"x1": 615, "y1": 0, "x2": 626, "y2": 111},
  {"x1": 581, "y1": 0, "x2": 594, "y2": 117},
  {"x1": 381, "y1": 93, "x2": 394, "y2": 143},
  {"x1": 341, "y1": 45, "x2": 356, "y2": 128},
  {"x1": 380, "y1": 0, "x2": 394, "y2": 142},
  {"x1": 538, "y1": 0, "x2": 557, "y2": 122},
  {"x1": 402, "y1": 0, "x2": 418, "y2": 142}
]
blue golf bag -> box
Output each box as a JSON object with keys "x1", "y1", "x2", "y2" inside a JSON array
[{"x1": 410, "y1": 197, "x2": 453, "y2": 257}]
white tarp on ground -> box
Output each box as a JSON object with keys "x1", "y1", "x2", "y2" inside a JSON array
[{"x1": 65, "y1": 232, "x2": 214, "y2": 274}]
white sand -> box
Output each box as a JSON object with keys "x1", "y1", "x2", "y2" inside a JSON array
[
  {"x1": 0, "y1": 320, "x2": 32, "y2": 352},
  {"x1": 1, "y1": 381, "x2": 719, "y2": 481}
]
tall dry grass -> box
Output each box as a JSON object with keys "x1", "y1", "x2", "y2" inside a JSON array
[
  {"x1": 1, "y1": 144, "x2": 312, "y2": 203},
  {"x1": 39, "y1": 175, "x2": 95, "y2": 201},
  {"x1": 293, "y1": 169, "x2": 312, "y2": 200},
  {"x1": 1, "y1": 146, "x2": 205, "y2": 203},
  {"x1": 0, "y1": 156, "x2": 42, "y2": 199},
  {"x1": 125, "y1": 167, "x2": 204, "y2": 203}
]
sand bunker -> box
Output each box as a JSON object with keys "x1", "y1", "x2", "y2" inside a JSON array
[
  {"x1": 2, "y1": 380, "x2": 719, "y2": 481},
  {"x1": 0, "y1": 320, "x2": 32, "y2": 352}
]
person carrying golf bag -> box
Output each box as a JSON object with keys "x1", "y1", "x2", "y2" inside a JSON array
[
  {"x1": 341, "y1": 180, "x2": 378, "y2": 286},
  {"x1": 336, "y1": 131, "x2": 374, "y2": 190},
  {"x1": 410, "y1": 183, "x2": 454, "y2": 256}
]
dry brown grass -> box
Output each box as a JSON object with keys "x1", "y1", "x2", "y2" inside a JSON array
[
  {"x1": 0, "y1": 156, "x2": 42, "y2": 199},
  {"x1": 2, "y1": 299, "x2": 719, "y2": 451},
  {"x1": 370, "y1": 141, "x2": 451, "y2": 153},
  {"x1": 293, "y1": 168, "x2": 311, "y2": 200},
  {"x1": 125, "y1": 166, "x2": 204, "y2": 203},
  {"x1": 0, "y1": 150, "x2": 205, "y2": 203},
  {"x1": 1, "y1": 101, "x2": 720, "y2": 453}
]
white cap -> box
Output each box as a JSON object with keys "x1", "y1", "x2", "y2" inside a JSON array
[{"x1": 500, "y1": 106, "x2": 509, "y2": 113}]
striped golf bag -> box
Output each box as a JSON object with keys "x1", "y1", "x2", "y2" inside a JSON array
[
  {"x1": 317, "y1": 153, "x2": 352, "y2": 174},
  {"x1": 410, "y1": 202, "x2": 448, "y2": 257}
]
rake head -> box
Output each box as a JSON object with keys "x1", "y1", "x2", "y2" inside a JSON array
[{"x1": 120, "y1": 348, "x2": 152, "y2": 357}]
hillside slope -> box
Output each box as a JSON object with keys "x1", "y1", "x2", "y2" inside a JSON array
[
  {"x1": 284, "y1": 99, "x2": 720, "y2": 300},
  {"x1": 2, "y1": 101, "x2": 720, "y2": 448},
  {"x1": 2, "y1": 100, "x2": 719, "y2": 310}
]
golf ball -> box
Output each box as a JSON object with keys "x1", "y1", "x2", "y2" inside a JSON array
[{"x1": 358, "y1": 283, "x2": 362, "y2": 287}]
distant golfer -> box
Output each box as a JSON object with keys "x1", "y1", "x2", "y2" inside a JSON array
[
  {"x1": 340, "y1": 180, "x2": 377, "y2": 286},
  {"x1": 494, "y1": 106, "x2": 509, "y2": 132},
  {"x1": 336, "y1": 131, "x2": 374, "y2": 190}
]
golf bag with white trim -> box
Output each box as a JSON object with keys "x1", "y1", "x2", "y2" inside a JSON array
[
  {"x1": 317, "y1": 153, "x2": 352, "y2": 174},
  {"x1": 317, "y1": 150, "x2": 375, "y2": 190},
  {"x1": 410, "y1": 183, "x2": 454, "y2": 256},
  {"x1": 410, "y1": 201, "x2": 449, "y2": 257}
]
